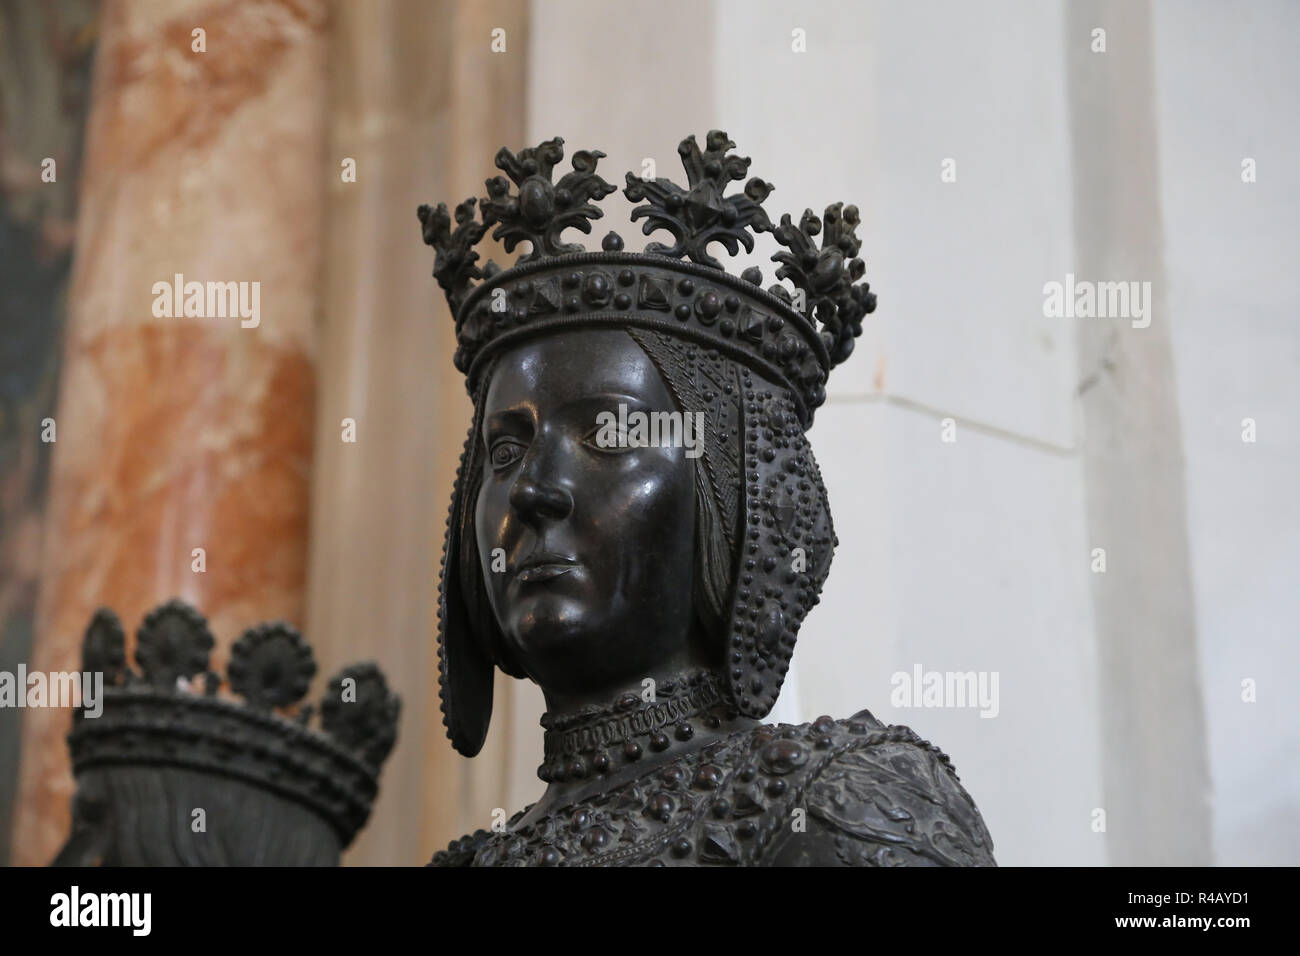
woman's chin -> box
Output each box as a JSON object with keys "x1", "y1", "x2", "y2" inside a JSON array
[
  {"x1": 504, "y1": 602, "x2": 661, "y2": 690},
  {"x1": 505, "y1": 598, "x2": 593, "y2": 656}
]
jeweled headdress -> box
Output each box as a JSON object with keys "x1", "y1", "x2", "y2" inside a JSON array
[
  {"x1": 422, "y1": 132, "x2": 876, "y2": 756},
  {"x1": 57, "y1": 599, "x2": 400, "y2": 865}
]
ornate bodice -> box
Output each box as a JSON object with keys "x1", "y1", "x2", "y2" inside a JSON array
[{"x1": 430, "y1": 709, "x2": 995, "y2": 867}]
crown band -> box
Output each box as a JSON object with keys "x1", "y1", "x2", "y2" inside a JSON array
[{"x1": 459, "y1": 252, "x2": 831, "y2": 425}]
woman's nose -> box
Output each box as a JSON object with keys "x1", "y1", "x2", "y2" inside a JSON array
[{"x1": 508, "y1": 468, "x2": 573, "y2": 523}]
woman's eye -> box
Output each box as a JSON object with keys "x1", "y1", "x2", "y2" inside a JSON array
[
  {"x1": 584, "y1": 425, "x2": 635, "y2": 454},
  {"x1": 489, "y1": 440, "x2": 524, "y2": 470}
]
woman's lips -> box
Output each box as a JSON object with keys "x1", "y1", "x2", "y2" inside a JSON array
[
  {"x1": 515, "y1": 563, "x2": 578, "y2": 584},
  {"x1": 513, "y1": 553, "x2": 579, "y2": 584}
]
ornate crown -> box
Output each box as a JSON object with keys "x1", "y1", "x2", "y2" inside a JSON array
[
  {"x1": 419, "y1": 131, "x2": 876, "y2": 424},
  {"x1": 67, "y1": 599, "x2": 400, "y2": 849}
]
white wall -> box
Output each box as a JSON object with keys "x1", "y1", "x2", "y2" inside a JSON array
[
  {"x1": 510, "y1": 0, "x2": 1298, "y2": 864},
  {"x1": 1152, "y1": 0, "x2": 1300, "y2": 865}
]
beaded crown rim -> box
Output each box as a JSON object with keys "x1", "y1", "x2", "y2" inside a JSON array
[
  {"x1": 457, "y1": 251, "x2": 833, "y2": 426},
  {"x1": 69, "y1": 688, "x2": 377, "y2": 777},
  {"x1": 459, "y1": 250, "x2": 824, "y2": 343}
]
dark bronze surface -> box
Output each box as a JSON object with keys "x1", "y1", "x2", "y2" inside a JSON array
[
  {"x1": 425, "y1": 132, "x2": 995, "y2": 866},
  {"x1": 53, "y1": 600, "x2": 399, "y2": 866}
]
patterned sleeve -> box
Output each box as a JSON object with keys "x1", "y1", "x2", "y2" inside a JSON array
[{"x1": 771, "y1": 736, "x2": 997, "y2": 867}]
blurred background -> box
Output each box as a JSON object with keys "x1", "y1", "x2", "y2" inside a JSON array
[{"x1": 1, "y1": 0, "x2": 1296, "y2": 866}]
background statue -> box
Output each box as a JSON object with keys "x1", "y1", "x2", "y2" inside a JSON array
[
  {"x1": 422, "y1": 132, "x2": 995, "y2": 866},
  {"x1": 52, "y1": 600, "x2": 399, "y2": 866}
]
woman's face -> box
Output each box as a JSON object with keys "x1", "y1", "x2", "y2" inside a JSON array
[{"x1": 474, "y1": 328, "x2": 699, "y2": 697}]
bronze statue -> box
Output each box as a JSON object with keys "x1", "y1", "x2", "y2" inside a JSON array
[
  {"x1": 53, "y1": 600, "x2": 399, "y2": 866},
  {"x1": 422, "y1": 132, "x2": 996, "y2": 866}
]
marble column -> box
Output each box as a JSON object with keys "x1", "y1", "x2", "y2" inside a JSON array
[
  {"x1": 12, "y1": 0, "x2": 327, "y2": 865},
  {"x1": 309, "y1": 0, "x2": 528, "y2": 866}
]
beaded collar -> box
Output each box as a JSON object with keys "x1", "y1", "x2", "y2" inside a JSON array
[{"x1": 538, "y1": 671, "x2": 736, "y2": 783}]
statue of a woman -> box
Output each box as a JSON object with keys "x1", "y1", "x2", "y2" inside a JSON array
[{"x1": 422, "y1": 132, "x2": 995, "y2": 866}]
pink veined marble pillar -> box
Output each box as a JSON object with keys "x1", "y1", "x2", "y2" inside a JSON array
[{"x1": 12, "y1": 0, "x2": 327, "y2": 865}]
